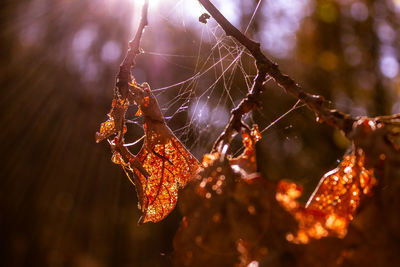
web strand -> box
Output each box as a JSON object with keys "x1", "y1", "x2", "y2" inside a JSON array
[{"x1": 130, "y1": 1, "x2": 303, "y2": 155}]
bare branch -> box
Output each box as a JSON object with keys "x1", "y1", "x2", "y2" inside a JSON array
[
  {"x1": 117, "y1": 0, "x2": 149, "y2": 99},
  {"x1": 198, "y1": 0, "x2": 355, "y2": 151},
  {"x1": 115, "y1": 0, "x2": 150, "y2": 177}
]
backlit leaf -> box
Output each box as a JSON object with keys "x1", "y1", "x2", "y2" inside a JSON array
[
  {"x1": 229, "y1": 125, "x2": 261, "y2": 178},
  {"x1": 134, "y1": 127, "x2": 199, "y2": 223},
  {"x1": 276, "y1": 150, "x2": 377, "y2": 244},
  {"x1": 96, "y1": 80, "x2": 199, "y2": 224},
  {"x1": 129, "y1": 83, "x2": 199, "y2": 223}
]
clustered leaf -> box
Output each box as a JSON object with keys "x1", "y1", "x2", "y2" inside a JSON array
[
  {"x1": 172, "y1": 115, "x2": 400, "y2": 265},
  {"x1": 96, "y1": 81, "x2": 199, "y2": 223},
  {"x1": 95, "y1": 2, "x2": 400, "y2": 264},
  {"x1": 174, "y1": 128, "x2": 297, "y2": 266}
]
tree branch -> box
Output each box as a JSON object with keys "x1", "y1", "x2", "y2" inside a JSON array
[
  {"x1": 117, "y1": 0, "x2": 149, "y2": 99},
  {"x1": 114, "y1": 0, "x2": 150, "y2": 178},
  {"x1": 198, "y1": 0, "x2": 355, "y2": 151}
]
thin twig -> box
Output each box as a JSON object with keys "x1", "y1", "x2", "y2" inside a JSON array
[
  {"x1": 117, "y1": 0, "x2": 149, "y2": 99},
  {"x1": 114, "y1": 0, "x2": 150, "y2": 178},
  {"x1": 198, "y1": 0, "x2": 355, "y2": 151}
]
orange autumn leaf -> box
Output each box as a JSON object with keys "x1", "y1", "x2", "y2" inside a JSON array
[
  {"x1": 306, "y1": 153, "x2": 376, "y2": 218},
  {"x1": 229, "y1": 125, "x2": 261, "y2": 178},
  {"x1": 186, "y1": 125, "x2": 262, "y2": 205},
  {"x1": 134, "y1": 131, "x2": 199, "y2": 223},
  {"x1": 128, "y1": 83, "x2": 199, "y2": 223},
  {"x1": 95, "y1": 114, "x2": 116, "y2": 143},
  {"x1": 95, "y1": 99, "x2": 128, "y2": 143},
  {"x1": 96, "y1": 80, "x2": 199, "y2": 224},
  {"x1": 276, "y1": 150, "x2": 377, "y2": 244}
]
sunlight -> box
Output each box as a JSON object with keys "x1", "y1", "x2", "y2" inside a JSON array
[
  {"x1": 129, "y1": 0, "x2": 161, "y2": 8},
  {"x1": 130, "y1": 0, "x2": 236, "y2": 28}
]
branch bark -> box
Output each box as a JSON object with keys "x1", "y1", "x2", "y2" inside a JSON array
[
  {"x1": 198, "y1": 0, "x2": 355, "y2": 151},
  {"x1": 114, "y1": 0, "x2": 149, "y2": 178},
  {"x1": 116, "y1": 0, "x2": 149, "y2": 99}
]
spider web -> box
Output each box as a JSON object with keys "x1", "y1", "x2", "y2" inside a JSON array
[{"x1": 126, "y1": 0, "x2": 304, "y2": 158}]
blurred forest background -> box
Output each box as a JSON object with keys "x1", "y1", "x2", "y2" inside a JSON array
[{"x1": 1, "y1": 0, "x2": 400, "y2": 266}]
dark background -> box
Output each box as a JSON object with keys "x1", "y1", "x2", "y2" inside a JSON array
[{"x1": 1, "y1": 0, "x2": 399, "y2": 266}]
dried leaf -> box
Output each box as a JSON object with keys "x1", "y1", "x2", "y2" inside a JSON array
[
  {"x1": 95, "y1": 99, "x2": 128, "y2": 143},
  {"x1": 96, "y1": 81, "x2": 199, "y2": 224},
  {"x1": 276, "y1": 150, "x2": 377, "y2": 244},
  {"x1": 134, "y1": 130, "x2": 199, "y2": 223},
  {"x1": 229, "y1": 125, "x2": 261, "y2": 178},
  {"x1": 95, "y1": 114, "x2": 116, "y2": 143},
  {"x1": 174, "y1": 134, "x2": 296, "y2": 267},
  {"x1": 129, "y1": 84, "x2": 199, "y2": 223},
  {"x1": 199, "y1": 13, "x2": 211, "y2": 24}
]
